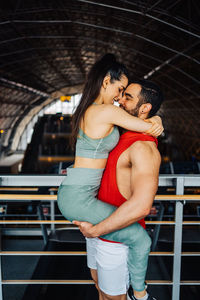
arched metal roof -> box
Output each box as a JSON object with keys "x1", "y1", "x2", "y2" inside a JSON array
[{"x1": 0, "y1": 0, "x2": 199, "y2": 158}]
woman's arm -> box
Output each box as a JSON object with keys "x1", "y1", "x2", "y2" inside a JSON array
[{"x1": 99, "y1": 104, "x2": 163, "y2": 136}]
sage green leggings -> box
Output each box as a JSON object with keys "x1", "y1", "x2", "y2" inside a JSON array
[{"x1": 57, "y1": 167, "x2": 151, "y2": 291}]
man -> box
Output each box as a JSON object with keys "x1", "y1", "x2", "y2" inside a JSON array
[{"x1": 74, "y1": 80, "x2": 163, "y2": 300}]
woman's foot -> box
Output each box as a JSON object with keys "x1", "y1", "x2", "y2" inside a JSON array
[{"x1": 127, "y1": 286, "x2": 157, "y2": 300}]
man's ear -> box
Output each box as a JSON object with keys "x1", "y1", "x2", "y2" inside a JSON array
[
  {"x1": 140, "y1": 103, "x2": 152, "y2": 114},
  {"x1": 102, "y1": 75, "x2": 111, "y2": 89}
]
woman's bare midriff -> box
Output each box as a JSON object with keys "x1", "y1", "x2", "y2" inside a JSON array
[{"x1": 74, "y1": 157, "x2": 107, "y2": 169}]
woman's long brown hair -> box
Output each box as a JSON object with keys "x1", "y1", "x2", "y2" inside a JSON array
[{"x1": 71, "y1": 54, "x2": 128, "y2": 148}]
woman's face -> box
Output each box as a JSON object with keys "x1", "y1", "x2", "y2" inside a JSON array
[{"x1": 103, "y1": 75, "x2": 128, "y2": 104}]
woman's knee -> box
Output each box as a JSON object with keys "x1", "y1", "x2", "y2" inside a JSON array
[
  {"x1": 141, "y1": 231, "x2": 151, "y2": 249},
  {"x1": 135, "y1": 226, "x2": 152, "y2": 250}
]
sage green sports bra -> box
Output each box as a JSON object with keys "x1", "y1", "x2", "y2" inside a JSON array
[{"x1": 75, "y1": 126, "x2": 119, "y2": 159}]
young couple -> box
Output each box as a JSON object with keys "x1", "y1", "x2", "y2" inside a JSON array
[{"x1": 58, "y1": 54, "x2": 163, "y2": 300}]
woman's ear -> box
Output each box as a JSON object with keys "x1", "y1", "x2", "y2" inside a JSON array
[{"x1": 102, "y1": 75, "x2": 111, "y2": 89}]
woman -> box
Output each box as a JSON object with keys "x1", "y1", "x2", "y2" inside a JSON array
[{"x1": 57, "y1": 54, "x2": 163, "y2": 295}]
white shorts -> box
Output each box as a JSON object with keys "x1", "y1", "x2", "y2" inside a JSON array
[{"x1": 86, "y1": 237, "x2": 129, "y2": 296}]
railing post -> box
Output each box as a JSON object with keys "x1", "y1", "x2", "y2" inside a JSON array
[
  {"x1": 50, "y1": 191, "x2": 55, "y2": 231},
  {"x1": 37, "y1": 204, "x2": 48, "y2": 245},
  {"x1": 172, "y1": 177, "x2": 184, "y2": 300},
  {"x1": 0, "y1": 258, "x2": 2, "y2": 300},
  {"x1": 0, "y1": 229, "x2": 3, "y2": 300},
  {"x1": 151, "y1": 202, "x2": 165, "y2": 251}
]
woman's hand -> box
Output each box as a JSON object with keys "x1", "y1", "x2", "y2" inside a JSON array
[
  {"x1": 73, "y1": 220, "x2": 98, "y2": 238},
  {"x1": 145, "y1": 116, "x2": 164, "y2": 137}
]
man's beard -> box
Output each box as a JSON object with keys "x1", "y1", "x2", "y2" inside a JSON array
[
  {"x1": 120, "y1": 104, "x2": 140, "y2": 117},
  {"x1": 118, "y1": 104, "x2": 140, "y2": 135}
]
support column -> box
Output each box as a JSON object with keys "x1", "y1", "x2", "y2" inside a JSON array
[{"x1": 172, "y1": 177, "x2": 184, "y2": 300}]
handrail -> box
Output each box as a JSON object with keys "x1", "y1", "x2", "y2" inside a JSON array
[
  {"x1": 1, "y1": 279, "x2": 200, "y2": 285},
  {"x1": 0, "y1": 194, "x2": 57, "y2": 200},
  {"x1": 0, "y1": 174, "x2": 200, "y2": 187},
  {"x1": 0, "y1": 175, "x2": 200, "y2": 299},
  {"x1": 1, "y1": 251, "x2": 200, "y2": 256},
  {"x1": 1, "y1": 220, "x2": 200, "y2": 225},
  {"x1": 0, "y1": 194, "x2": 199, "y2": 201},
  {"x1": 0, "y1": 188, "x2": 39, "y2": 191}
]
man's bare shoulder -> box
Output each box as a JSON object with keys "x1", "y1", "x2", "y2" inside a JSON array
[
  {"x1": 130, "y1": 139, "x2": 159, "y2": 152},
  {"x1": 129, "y1": 140, "x2": 161, "y2": 165}
]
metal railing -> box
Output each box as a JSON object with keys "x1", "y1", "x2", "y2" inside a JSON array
[{"x1": 0, "y1": 175, "x2": 200, "y2": 300}]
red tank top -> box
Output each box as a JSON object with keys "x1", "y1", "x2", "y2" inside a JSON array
[{"x1": 98, "y1": 131, "x2": 158, "y2": 243}]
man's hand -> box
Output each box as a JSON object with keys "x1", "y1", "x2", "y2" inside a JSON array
[{"x1": 72, "y1": 220, "x2": 97, "y2": 238}]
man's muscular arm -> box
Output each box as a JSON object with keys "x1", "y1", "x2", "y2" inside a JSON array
[{"x1": 74, "y1": 141, "x2": 161, "y2": 237}]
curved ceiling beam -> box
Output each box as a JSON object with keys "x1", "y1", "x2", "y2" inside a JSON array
[
  {"x1": 0, "y1": 46, "x2": 77, "y2": 58},
  {"x1": 9, "y1": 84, "x2": 83, "y2": 151},
  {"x1": 2, "y1": 4, "x2": 199, "y2": 32},
  {"x1": 120, "y1": 0, "x2": 200, "y2": 31},
  {"x1": 0, "y1": 66, "x2": 197, "y2": 110},
  {"x1": 0, "y1": 53, "x2": 197, "y2": 100},
  {"x1": 122, "y1": 56, "x2": 200, "y2": 107},
  {"x1": 144, "y1": 40, "x2": 200, "y2": 84},
  {"x1": 5, "y1": 2, "x2": 198, "y2": 38},
  {"x1": 0, "y1": 58, "x2": 57, "y2": 92},
  {"x1": 0, "y1": 29, "x2": 198, "y2": 66},
  {"x1": 77, "y1": 0, "x2": 200, "y2": 39},
  {"x1": 0, "y1": 18, "x2": 174, "y2": 41},
  {"x1": 0, "y1": 36, "x2": 198, "y2": 92},
  {"x1": 9, "y1": 21, "x2": 73, "y2": 88},
  {"x1": 0, "y1": 77, "x2": 49, "y2": 97},
  {"x1": 0, "y1": 16, "x2": 193, "y2": 48},
  {"x1": 0, "y1": 16, "x2": 199, "y2": 66},
  {"x1": 1, "y1": 44, "x2": 196, "y2": 107}
]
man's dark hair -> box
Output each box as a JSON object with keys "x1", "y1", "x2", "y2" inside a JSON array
[{"x1": 135, "y1": 79, "x2": 164, "y2": 117}]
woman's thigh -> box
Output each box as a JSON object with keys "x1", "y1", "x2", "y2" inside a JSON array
[{"x1": 57, "y1": 184, "x2": 116, "y2": 223}]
